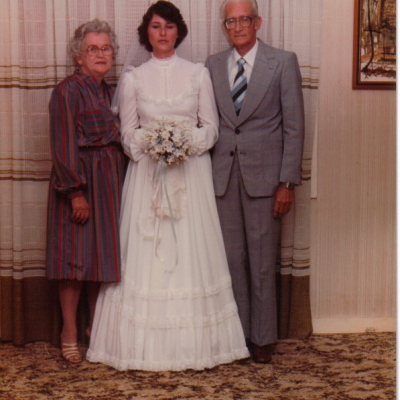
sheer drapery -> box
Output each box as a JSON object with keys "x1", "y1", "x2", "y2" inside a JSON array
[{"x1": 0, "y1": 0, "x2": 322, "y2": 344}]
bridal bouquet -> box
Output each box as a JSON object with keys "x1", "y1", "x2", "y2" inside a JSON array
[{"x1": 142, "y1": 117, "x2": 196, "y2": 166}]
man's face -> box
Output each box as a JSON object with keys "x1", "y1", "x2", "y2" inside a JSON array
[{"x1": 224, "y1": 1, "x2": 262, "y2": 56}]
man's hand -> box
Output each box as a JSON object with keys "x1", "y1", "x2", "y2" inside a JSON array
[{"x1": 273, "y1": 185, "x2": 294, "y2": 218}]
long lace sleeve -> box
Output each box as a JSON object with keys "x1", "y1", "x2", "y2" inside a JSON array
[
  {"x1": 119, "y1": 70, "x2": 145, "y2": 161},
  {"x1": 192, "y1": 67, "x2": 219, "y2": 155}
]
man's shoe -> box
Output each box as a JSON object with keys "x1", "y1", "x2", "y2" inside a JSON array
[
  {"x1": 245, "y1": 338, "x2": 252, "y2": 350},
  {"x1": 251, "y1": 343, "x2": 273, "y2": 364}
]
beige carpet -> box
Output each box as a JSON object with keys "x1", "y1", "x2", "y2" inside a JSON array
[{"x1": 0, "y1": 332, "x2": 395, "y2": 399}]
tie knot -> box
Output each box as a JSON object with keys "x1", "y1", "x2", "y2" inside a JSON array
[{"x1": 237, "y1": 58, "x2": 246, "y2": 68}]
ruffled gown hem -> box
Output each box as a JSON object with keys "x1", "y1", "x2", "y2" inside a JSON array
[{"x1": 86, "y1": 348, "x2": 250, "y2": 372}]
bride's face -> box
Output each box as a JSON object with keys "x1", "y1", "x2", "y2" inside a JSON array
[{"x1": 147, "y1": 14, "x2": 178, "y2": 58}]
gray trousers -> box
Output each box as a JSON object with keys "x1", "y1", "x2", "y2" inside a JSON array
[{"x1": 215, "y1": 153, "x2": 279, "y2": 346}]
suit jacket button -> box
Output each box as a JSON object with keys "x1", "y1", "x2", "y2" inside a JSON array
[
  {"x1": 230, "y1": 151, "x2": 234, "y2": 157},
  {"x1": 235, "y1": 128, "x2": 240, "y2": 134}
]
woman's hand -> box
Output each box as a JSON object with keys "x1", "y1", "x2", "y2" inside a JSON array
[{"x1": 71, "y1": 196, "x2": 90, "y2": 224}]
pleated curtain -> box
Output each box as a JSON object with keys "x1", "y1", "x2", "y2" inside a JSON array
[{"x1": 0, "y1": 0, "x2": 323, "y2": 344}]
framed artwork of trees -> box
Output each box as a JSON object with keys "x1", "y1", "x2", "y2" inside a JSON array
[{"x1": 353, "y1": 0, "x2": 396, "y2": 89}]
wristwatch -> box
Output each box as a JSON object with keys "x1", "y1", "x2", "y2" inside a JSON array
[{"x1": 281, "y1": 182, "x2": 296, "y2": 190}]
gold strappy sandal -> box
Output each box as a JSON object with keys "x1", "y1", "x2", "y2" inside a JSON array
[{"x1": 61, "y1": 342, "x2": 82, "y2": 364}]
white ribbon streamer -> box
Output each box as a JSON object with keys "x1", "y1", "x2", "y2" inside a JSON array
[{"x1": 152, "y1": 161, "x2": 179, "y2": 273}]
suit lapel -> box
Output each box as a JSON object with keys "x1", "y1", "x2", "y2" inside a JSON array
[
  {"x1": 237, "y1": 41, "x2": 278, "y2": 125},
  {"x1": 212, "y1": 50, "x2": 238, "y2": 126}
]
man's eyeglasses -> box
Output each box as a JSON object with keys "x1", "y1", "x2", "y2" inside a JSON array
[
  {"x1": 224, "y1": 16, "x2": 255, "y2": 30},
  {"x1": 81, "y1": 45, "x2": 114, "y2": 56}
]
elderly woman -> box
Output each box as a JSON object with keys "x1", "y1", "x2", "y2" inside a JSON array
[{"x1": 47, "y1": 19, "x2": 125, "y2": 364}]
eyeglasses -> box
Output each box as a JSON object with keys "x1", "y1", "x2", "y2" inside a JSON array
[
  {"x1": 81, "y1": 45, "x2": 114, "y2": 56},
  {"x1": 224, "y1": 16, "x2": 255, "y2": 30}
]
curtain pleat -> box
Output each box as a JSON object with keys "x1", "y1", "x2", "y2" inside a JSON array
[
  {"x1": 0, "y1": 277, "x2": 52, "y2": 344},
  {"x1": 0, "y1": 0, "x2": 322, "y2": 344}
]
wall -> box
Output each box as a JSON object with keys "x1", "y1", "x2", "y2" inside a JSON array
[{"x1": 310, "y1": 0, "x2": 396, "y2": 333}]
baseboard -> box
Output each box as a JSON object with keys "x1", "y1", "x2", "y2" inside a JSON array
[{"x1": 312, "y1": 318, "x2": 396, "y2": 334}]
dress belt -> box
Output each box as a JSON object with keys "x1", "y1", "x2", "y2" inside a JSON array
[{"x1": 79, "y1": 144, "x2": 122, "y2": 152}]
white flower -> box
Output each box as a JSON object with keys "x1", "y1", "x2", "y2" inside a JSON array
[{"x1": 142, "y1": 117, "x2": 196, "y2": 166}]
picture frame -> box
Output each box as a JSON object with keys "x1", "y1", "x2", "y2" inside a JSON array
[{"x1": 352, "y1": 0, "x2": 396, "y2": 90}]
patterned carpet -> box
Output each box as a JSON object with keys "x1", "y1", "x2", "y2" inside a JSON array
[{"x1": 0, "y1": 333, "x2": 395, "y2": 400}]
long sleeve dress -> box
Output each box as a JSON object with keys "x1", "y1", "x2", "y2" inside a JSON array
[
  {"x1": 86, "y1": 54, "x2": 249, "y2": 371},
  {"x1": 47, "y1": 71, "x2": 125, "y2": 282}
]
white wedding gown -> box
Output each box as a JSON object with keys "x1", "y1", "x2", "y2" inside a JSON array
[{"x1": 86, "y1": 54, "x2": 249, "y2": 371}]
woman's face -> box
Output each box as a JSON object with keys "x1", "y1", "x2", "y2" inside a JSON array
[
  {"x1": 76, "y1": 32, "x2": 113, "y2": 83},
  {"x1": 147, "y1": 14, "x2": 178, "y2": 58}
]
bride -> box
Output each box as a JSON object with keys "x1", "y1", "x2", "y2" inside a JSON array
[{"x1": 86, "y1": 0, "x2": 249, "y2": 371}]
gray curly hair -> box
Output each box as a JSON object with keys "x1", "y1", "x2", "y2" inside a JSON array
[{"x1": 69, "y1": 18, "x2": 119, "y2": 66}]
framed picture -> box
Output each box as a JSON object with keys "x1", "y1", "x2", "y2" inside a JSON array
[{"x1": 352, "y1": 0, "x2": 396, "y2": 90}]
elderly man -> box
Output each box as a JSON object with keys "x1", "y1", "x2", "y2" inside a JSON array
[{"x1": 206, "y1": 0, "x2": 304, "y2": 363}]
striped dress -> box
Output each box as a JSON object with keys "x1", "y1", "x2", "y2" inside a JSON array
[{"x1": 46, "y1": 70, "x2": 125, "y2": 282}]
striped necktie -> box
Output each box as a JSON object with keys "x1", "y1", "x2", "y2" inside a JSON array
[{"x1": 231, "y1": 58, "x2": 247, "y2": 115}]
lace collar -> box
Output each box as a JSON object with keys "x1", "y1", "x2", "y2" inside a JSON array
[{"x1": 151, "y1": 52, "x2": 177, "y2": 66}]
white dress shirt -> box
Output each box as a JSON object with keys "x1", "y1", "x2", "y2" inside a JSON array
[{"x1": 228, "y1": 39, "x2": 259, "y2": 89}]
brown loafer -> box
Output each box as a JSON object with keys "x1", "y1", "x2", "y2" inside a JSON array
[{"x1": 251, "y1": 343, "x2": 273, "y2": 364}]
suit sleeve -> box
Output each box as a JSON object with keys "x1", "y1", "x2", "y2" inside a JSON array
[{"x1": 279, "y1": 52, "x2": 305, "y2": 185}]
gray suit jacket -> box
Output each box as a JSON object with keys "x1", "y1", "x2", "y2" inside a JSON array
[{"x1": 205, "y1": 40, "x2": 305, "y2": 197}]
